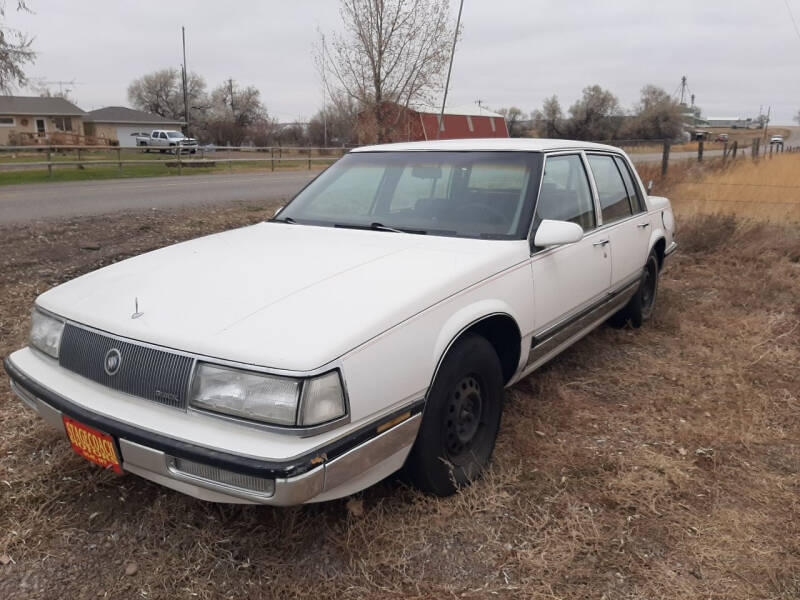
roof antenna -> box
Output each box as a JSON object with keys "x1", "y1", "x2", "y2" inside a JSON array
[{"x1": 437, "y1": 0, "x2": 464, "y2": 140}]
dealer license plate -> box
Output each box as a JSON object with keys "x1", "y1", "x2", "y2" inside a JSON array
[{"x1": 62, "y1": 415, "x2": 122, "y2": 474}]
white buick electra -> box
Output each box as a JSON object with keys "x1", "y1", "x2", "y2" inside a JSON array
[{"x1": 5, "y1": 138, "x2": 676, "y2": 505}]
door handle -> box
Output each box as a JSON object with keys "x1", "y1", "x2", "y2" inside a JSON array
[
  {"x1": 637, "y1": 222, "x2": 650, "y2": 228},
  {"x1": 592, "y1": 239, "x2": 610, "y2": 247}
]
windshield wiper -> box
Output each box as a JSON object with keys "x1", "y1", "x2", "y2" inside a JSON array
[
  {"x1": 333, "y1": 222, "x2": 427, "y2": 235},
  {"x1": 271, "y1": 216, "x2": 296, "y2": 224}
]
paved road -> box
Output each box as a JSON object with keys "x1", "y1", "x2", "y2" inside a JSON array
[{"x1": 0, "y1": 170, "x2": 318, "y2": 224}]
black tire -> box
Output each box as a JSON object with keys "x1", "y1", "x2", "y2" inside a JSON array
[
  {"x1": 405, "y1": 333, "x2": 504, "y2": 496},
  {"x1": 610, "y1": 250, "x2": 659, "y2": 328}
]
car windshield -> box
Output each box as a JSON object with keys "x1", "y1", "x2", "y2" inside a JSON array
[
  {"x1": 277, "y1": 151, "x2": 542, "y2": 239},
  {"x1": 167, "y1": 132, "x2": 184, "y2": 138}
]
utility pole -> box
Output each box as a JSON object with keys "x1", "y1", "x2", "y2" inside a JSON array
[
  {"x1": 229, "y1": 78, "x2": 236, "y2": 122},
  {"x1": 475, "y1": 99, "x2": 483, "y2": 113},
  {"x1": 182, "y1": 26, "x2": 189, "y2": 135},
  {"x1": 321, "y1": 31, "x2": 327, "y2": 147},
  {"x1": 438, "y1": 0, "x2": 465, "y2": 140},
  {"x1": 679, "y1": 75, "x2": 687, "y2": 105},
  {"x1": 762, "y1": 105, "x2": 771, "y2": 142}
]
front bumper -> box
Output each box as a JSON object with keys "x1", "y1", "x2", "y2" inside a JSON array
[{"x1": 4, "y1": 356, "x2": 422, "y2": 505}]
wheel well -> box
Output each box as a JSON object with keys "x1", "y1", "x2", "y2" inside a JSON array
[
  {"x1": 461, "y1": 314, "x2": 521, "y2": 385},
  {"x1": 653, "y1": 238, "x2": 666, "y2": 269}
]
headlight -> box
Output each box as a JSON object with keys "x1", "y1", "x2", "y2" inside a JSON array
[
  {"x1": 189, "y1": 363, "x2": 346, "y2": 428},
  {"x1": 29, "y1": 308, "x2": 65, "y2": 358}
]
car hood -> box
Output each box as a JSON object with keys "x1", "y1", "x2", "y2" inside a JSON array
[{"x1": 38, "y1": 222, "x2": 527, "y2": 371}]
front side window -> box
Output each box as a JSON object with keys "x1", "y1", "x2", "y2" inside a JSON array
[
  {"x1": 586, "y1": 154, "x2": 633, "y2": 224},
  {"x1": 534, "y1": 154, "x2": 595, "y2": 231},
  {"x1": 168, "y1": 132, "x2": 183, "y2": 138},
  {"x1": 159, "y1": 132, "x2": 168, "y2": 139},
  {"x1": 278, "y1": 151, "x2": 542, "y2": 240}
]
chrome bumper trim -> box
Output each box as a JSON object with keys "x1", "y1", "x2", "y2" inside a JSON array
[{"x1": 7, "y1": 371, "x2": 421, "y2": 505}]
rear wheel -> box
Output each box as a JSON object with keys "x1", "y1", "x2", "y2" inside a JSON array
[
  {"x1": 405, "y1": 334, "x2": 504, "y2": 496},
  {"x1": 610, "y1": 250, "x2": 659, "y2": 328}
]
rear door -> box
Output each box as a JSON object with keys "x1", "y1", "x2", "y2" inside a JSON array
[
  {"x1": 585, "y1": 153, "x2": 651, "y2": 290},
  {"x1": 529, "y1": 152, "x2": 611, "y2": 333}
]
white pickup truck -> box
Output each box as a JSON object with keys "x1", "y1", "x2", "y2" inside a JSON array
[
  {"x1": 6, "y1": 138, "x2": 676, "y2": 505},
  {"x1": 136, "y1": 129, "x2": 197, "y2": 153}
]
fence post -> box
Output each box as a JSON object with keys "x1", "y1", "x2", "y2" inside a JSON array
[
  {"x1": 697, "y1": 139, "x2": 704, "y2": 162},
  {"x1": 77, "y1": 147, "x2": 81, "y2": 163},
  {"x1": 47, "y1": 146, "x2": 52, "y2": 178},
  {"x1": 307, "y1": 147, "x2": 311, "y2": 170},
  {"x1": 271, "y1": 147, "x2": 274, "y2": 171},
  {"x1": 732, "y1": 140, "x2": 738, "y2": 159},
  {"x1": 661, "y1": 140, "x2": 670, "y2": 177},
  {"x1": 117, "y1": 147, "x2": 122, "y2": 173},
  {"x1": 722, "y1": 141, "x2": 728, "y2": 163},
  {"x1": 177, "y1": 147, "x2": 182, "y2": 175}
]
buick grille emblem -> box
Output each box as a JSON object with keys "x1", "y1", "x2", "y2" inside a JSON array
[{"x1": 104, "y1": 348, "x2": 122, "y2": 376}]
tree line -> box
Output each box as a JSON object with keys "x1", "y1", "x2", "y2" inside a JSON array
[{"x1": 498, "y1": 84, "x2": 692, "y2": 142}]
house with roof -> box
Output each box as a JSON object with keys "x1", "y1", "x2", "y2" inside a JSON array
[
  {"x1": 0, "y1": 95, "x2": 87, "y2": 145},
  {"x1": 83, "y1": 106, "x2": 185, "y2": 147},
  {"x1": 357, "y1": 101, "x2": 509, "y2": 144}
]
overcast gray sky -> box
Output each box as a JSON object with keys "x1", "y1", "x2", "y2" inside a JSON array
[{"x1": 6, "y1": 0, "x2": 800, "y2": 124}]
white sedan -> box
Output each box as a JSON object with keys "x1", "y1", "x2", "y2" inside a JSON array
[{"x1": 5, "y1": 138, "x2": 676, "y2": 505}]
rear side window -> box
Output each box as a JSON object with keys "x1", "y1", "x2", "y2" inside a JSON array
[
  {"x1": 535, "y1": 154, "x2": 595, "y2": 231},
  {"x1": 613, "y1": 156, "x2": 644, "y2": 213},
  {"x1": 586, "y1": 154, "x2": 633, "y2": 224}
]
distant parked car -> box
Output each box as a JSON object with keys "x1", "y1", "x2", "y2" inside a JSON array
[
  {"x1": 5, "y1": 139, "x2": 677, "y2": 505},
  {"x1": 715, "y1": 133, "x2": 729, "y2": 142},
  {"x1": 136, "y1": 129, "x2": 198, "y2": 153},
  {"x1": 770, "y1": 135, "x2": 784, "y2": 145}
]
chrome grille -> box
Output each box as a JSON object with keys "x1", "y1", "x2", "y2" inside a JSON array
[
  {"x1": 58, "y1": 324, "x2": 193, "y2": 409},
  {"x1": 171, "y1": 457, "x2": 275, "y2": 496}
]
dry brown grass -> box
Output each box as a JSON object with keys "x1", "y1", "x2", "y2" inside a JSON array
[
  {"x1": 636, "y1": 153, "x2": 800, "y2": 223},
  {"x1": 0, "y1": 165, "x2": 799, "y2": 598}
]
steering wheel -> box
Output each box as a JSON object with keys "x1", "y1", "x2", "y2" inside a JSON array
[{"x1": 452, "y1": 202, "x2": 508, "y2": 225}]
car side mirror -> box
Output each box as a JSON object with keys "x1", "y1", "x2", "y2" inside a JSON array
[{"x1": 533, "y1": 219, "x2": 584, "y2": 248}]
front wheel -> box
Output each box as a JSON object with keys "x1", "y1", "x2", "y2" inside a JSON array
[
  {"x1": 404, "y1": 333, "x2": 504, "y2": 496},
  {"x1": 610, "y1": 250, "x2": 659, "y2": 328}
]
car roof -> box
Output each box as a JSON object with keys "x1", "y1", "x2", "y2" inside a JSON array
[{"x1": 351, "y1": 138, "x2": 623, "y2": 154}]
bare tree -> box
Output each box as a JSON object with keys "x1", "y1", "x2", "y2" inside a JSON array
[
  {"x1": 0, "y1": 1, "x2": 34, "y2": 92},
  {"x1": 496, "y1": 106, "x2": 527, "y2": 137},
  {"x1": 127, "y1": 68, "x2": 206, "y2": 121},
  {"x1": 564, "y1": 85, "x2": 622, "y2": 140},
  {"x1": 321, "y1": 0, "x2": 457, "y2": 143},
  {"x1": 795, "y1": 110, "x2": 800, "y2": 125},
  {"x1": 203, "y1": 80, "x2": 270, "y2": 145},
  {"x1": 531, "y1": 95, "x2": 564, "y2": 138},
  {"x1": 624, "y1": 84, "x2": 684, "y2": 141},
  {"x1": 307, "y1": 92, "x2": 359, "y2": 146}
]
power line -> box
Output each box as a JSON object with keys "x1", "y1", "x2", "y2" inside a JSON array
[{"x1": 785, "y1": 0, "x2": 800, "y2": 43}]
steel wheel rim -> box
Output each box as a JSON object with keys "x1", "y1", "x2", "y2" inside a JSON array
[{"x1": 443, "y1": 375, "x2": 484, "y2": 460}]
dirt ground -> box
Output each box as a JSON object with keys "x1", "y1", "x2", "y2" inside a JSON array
[{"x1": 0, "y1": 193, "x2": 799, "y2": 598}]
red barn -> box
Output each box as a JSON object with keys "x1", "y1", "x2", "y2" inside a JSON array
[{"x1": 357, "y1": 102, "x2": 509, "y2": 144}]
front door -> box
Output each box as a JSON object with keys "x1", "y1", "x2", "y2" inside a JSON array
[
  {"x1": 529, "y1": 153, "x2": 611, "y2": 335},
  {"x1": 35, "y1": 118, "x2": 46, "y2": 137}
]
